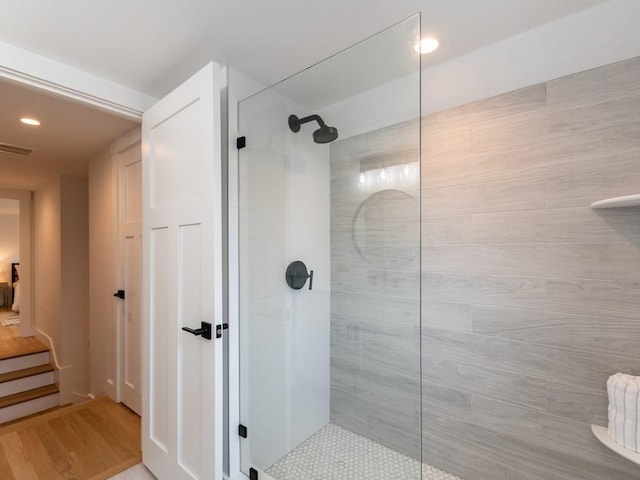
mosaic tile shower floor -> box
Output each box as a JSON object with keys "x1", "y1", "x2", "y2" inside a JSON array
[{"x1": 265, "y1": 423, "x2": 462, "y2": 480}]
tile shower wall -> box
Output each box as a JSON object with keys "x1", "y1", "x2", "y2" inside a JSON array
[
  {"x1": 329, "y1": 121, "x2": 422, "y2": 458},
  {"x1": 421, "y1": 56, "x2": 640, "y2": 479}
]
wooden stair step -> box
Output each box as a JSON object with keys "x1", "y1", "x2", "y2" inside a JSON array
[
  {"x1": 0, "y1": 364, "x2": 54, "y2": 384},
  {"x1": 0, "y1": 384, "x2": 59, "y2": 409},
  {"x1": 0, "y1": 336, "x2": 49, "y2": 361},
  {"x1": 0, "y1": 403, "x2": 72, "y2": 427}
]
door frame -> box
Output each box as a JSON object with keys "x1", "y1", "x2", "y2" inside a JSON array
[
  {"x1": 112, "y1": 131, "x2": 143, "y2": 414},
  {"x1": 0, "y1": 42, "x2": 155, "y2": 120},
  {"x1": 0, "y1": 188, "x2": 33, "y2": 337}
]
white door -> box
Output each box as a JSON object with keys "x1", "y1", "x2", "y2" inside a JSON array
[
  {"x1": 117, "y1": 144, "x2": 143, "y2": 415},
  {"x1": 142, "y1": 62, "x2": 224, "y2": 480}
]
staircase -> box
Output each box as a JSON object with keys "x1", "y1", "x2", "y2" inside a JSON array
[{"x1": 0, "y1": 335, "x2": 59, "y2": 424}]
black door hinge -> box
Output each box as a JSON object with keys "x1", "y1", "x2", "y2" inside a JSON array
[
  {"x1": 237, "y1": 136, "x2": 246, "y2": 149},
  {"x1": 238, "y1": 424, "x2": 248, "y2": 438},
  {"x1": 215, "y1": 323, "x2": 229, "y2": 339},
  {"x1": 249, "y1": 468, "x2": 259, "y2": 480}
]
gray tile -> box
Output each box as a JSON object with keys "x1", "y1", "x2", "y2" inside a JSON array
[
  {"x1": 472, "y1": 108, "x2": 548, "y2": 153},
  {"x1": 423, "y1": 272, "x2": 640, "y2": 321},
  {"x1": 423, "y1": 354, "x2": 547, "y2": 410},
  {"x1": 422, "y1": 428, "x2": 547, "y2": 480},
  {"x1": 422, "y1": 124, "x2": 472, "y2": 160},
  {"x1": 330, "y1": 368, "x2": 421, "y2": 459},
  {"x1": 546, "y1": 381, "x2": 609, "y2": 425},
  {"x1": 473, "y1": 305, "x2": 640, "y2": 358},
  {"x1": 547, "y1": 89, "x2": 640, "y2": 138},
  {"x1": 422, "y1": 177, "x2": 547, "y2": 216},
  {"x1": 424, "y1": 84, "x2": 546, "y2": 132},
  {"x1": 546, "y1": 150, "x2": 640, "y2": 208},
  {"x1": 422, "y1": 243, "x2": 640, "y2": 280},
  {"x1": 423, "y1": 409, "x2": 640, "y2": 480},
  {"x1": 422, "y1": 300, "x2": 472, "y2": 333},
  {"x1": 422, "y1": 327, "x2": 640, "y2": 390},
  {"x1": 421, "y1": 215, "x2": 472, "y2": 245},
  {"x1": 331, "y1": 314, "x2": 420, "y2": 375},
  {"x1": 468, "y1": 394, "x2": 609, "y2": 459},
  {"x1": 422, "y1": 148, "x2": 545, "y2": 189},
  {"x1": 472, "y1": 207, "x2": 640, "y2": 244},
  {"x1": 547, "y1": 56, "x2": 640, "y2": 105}
]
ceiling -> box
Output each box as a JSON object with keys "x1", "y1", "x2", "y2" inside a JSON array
[
  {"x1": 1, "y1": 0, "x2": 610, "y2": 98},
  {"x1": 0, "y1": 0, "x2": 611, "y2": 191},
  {"x1": 0, "y1": 81, "x2": 138, "y2": 190}
]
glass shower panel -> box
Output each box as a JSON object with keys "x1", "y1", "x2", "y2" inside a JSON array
[{"x1": 238, "y1": 15, "x2": 421, "y2": 480}]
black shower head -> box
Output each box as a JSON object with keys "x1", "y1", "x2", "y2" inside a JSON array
[
  {"x1": 313, "y1": 125, "x2": 339, "y2": 144},
  {"x1": 288, "y1": 114, "x2": 339, "y2": 144}
]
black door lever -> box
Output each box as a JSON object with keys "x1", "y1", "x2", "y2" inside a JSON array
[
  {"x1": 113, "y1": 290, "x2": 125, "y2": 299},
  {"x1": 181, "y1": 321, "x2": 212, "y2": 340}
]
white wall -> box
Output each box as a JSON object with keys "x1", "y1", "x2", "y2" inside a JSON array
[
  {"x1": 33, "y1": 175, "x2": 90, "y2": 404},
  {"x1": 0, "y1": 39, "x2": 156, "y2": 119},
  {"x1": 237, "y1": 82, "x2": 331, "y2": 471},
  {"x1": 34, "y1": 179, "x2": 62, "y2": 354},
  {"x1": 59, "y1": 176, "x2": 90, "y2": 403}
]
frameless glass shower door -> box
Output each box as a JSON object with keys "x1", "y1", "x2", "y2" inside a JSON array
[{"x1": 238, "y1": 15, "x2": 421, "y2": 480}]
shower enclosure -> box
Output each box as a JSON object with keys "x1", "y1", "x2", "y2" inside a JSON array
[{"x1": 237, "y1": 15, "x2": 431, "y2": 480}]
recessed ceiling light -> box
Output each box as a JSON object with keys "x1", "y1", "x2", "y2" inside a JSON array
[
  {"x1": 415, "y1": 37, "x2": 440, "y2": 55},
  {"x1": 20, "y1": 117, "x2": 41, "y2": 126}
]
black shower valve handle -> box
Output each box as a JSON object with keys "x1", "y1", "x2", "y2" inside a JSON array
[{"x1": 285, "y1": 260, "x2": 314, "y2": 291}]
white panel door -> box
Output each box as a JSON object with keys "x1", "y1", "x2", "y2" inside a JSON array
[
  {"x1": 142, "y1": 62, "x2": 223, "y2": 480},
  {"x1": 117, "y1": 145, "x2": 142, "y2": 415}
]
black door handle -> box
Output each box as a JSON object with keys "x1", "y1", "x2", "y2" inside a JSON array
[
  {"x1": 181, "y1": 321, "x2": 212, "y2": 340},
  {"x1": 113, "y1": 290, "x2": 125, "y2": 299}
]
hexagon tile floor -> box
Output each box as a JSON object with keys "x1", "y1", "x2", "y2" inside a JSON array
[{"x1": 265, "y1": 423, "x2": 462, "y2": 480}]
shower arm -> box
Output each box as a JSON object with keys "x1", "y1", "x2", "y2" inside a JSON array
[
  {"x1": 296, "y1": 114, "x2": 327, "y2": 128},
  {"x1": 289, "y1": 114, "x2": 327, "y2": 132}
]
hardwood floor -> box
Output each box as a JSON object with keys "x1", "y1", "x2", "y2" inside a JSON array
[
  {"x1": 0, "y1": 307, "x2": 19, "y2": 340},
  {"x1": 0, "y1": 323, "x2": 19, "y2": 339},
  {"x1": 0, "y1": 397, "x2": 141, "y2": 480}
]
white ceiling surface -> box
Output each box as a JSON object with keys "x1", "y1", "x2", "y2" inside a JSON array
[
  {"x1": 0, "y1": 0, "x2": 611, "y2": 191},
  {"x1": 0, "y1": 0, "x2": 610, "y2": 98},
  {"x1": 0, "y1": 81, "x2": 138, "y2": 190}
]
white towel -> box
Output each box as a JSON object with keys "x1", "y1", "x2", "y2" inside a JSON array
[
  {"x1": 623, "y1": 378, "x2": 638, "y2": 450},
  {"x1": 614, "y1": 374, "x2": 627, "y2": 445},
  {"x1": 608, "y1": 374, "x2": 618, "y2": 439},
  {"x1": 637, "y1": 377, "x2": 640, "y2": 454},
  {"x1": 607, "y1": 372, "x2": 640, "y2": 452}
]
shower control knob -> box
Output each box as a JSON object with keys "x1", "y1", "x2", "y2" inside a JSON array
[{"x1": 285, "y1": 261, "x2": 314, "y2": 290}]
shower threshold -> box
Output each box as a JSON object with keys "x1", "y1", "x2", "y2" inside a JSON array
[{"x1": 265, "y1": 423, "x2": 462, "y2": 480}]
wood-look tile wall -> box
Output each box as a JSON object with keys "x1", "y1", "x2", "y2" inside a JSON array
[
  {"x1": 422, "y1": 56, "x2": 640, "y2": 479},
  {"x1": 330, "y1": 55, "x2": 640, "y2": 479},
  {"x1": 329, "y1": 122, "x2": 422, "y2": 458}
]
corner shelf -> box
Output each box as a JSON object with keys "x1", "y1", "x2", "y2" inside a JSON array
[
  {"x1": 591, "y1": 194, "x2": 640, "y2": 209},
  {"x1": 592, "y1": 425, "x2": 640, "y2": 466}
]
